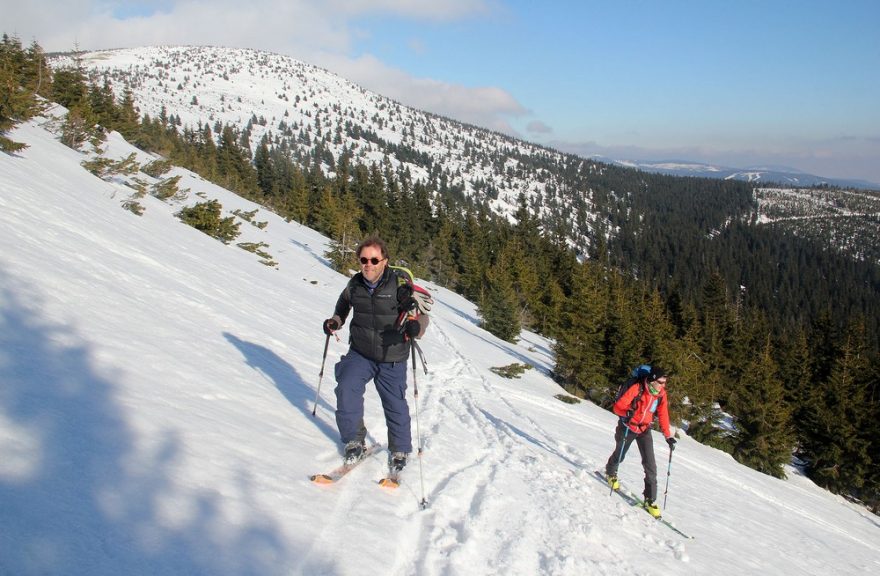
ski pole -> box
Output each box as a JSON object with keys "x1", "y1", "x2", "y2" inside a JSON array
[
  {"x1": 611, "y1": 423, "x2": 630, "y2": 496},
  {"x1": 412, "y1": 339, "x2": 428, "y2": 374},
  {"x1": 412, "y1": 343, "x2": 428, "y2": 509},
  {"x1": 662, "y1": 446, "x2": 674, "y2": 509},
  {"x1": 311, "y1": 334, "x2": 331, "y2": 416}
]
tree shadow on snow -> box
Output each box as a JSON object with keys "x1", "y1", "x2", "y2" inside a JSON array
[
  {"x1": 0, "y1": 272, "x2": 319, "y2": 576},
  {"x1": 223, "y1": 332, "x2": 338, "y2": 443},
  {"x1": 288, "y1": 237, "x2": 333, "y2": 269}
]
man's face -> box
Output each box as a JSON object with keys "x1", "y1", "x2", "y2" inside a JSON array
[{"x1": 358, "y1": 245, "x2": 387, "y2": 283}]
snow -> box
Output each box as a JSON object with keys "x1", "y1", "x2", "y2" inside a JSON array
[{"x1": 2, "y1": 114, "x2": 880, "y2": 576}]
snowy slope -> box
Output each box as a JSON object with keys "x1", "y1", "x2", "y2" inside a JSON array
[
  {"x1": 2, "y1": 115, "x2": 880, "y2": 576},
  {"x1": 56, "y1": 46, "x2": 588, "y2": 227}
]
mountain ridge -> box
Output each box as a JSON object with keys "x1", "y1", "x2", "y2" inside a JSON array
[{"x1": 52, "y1": 44, "x2": 879, "y2": 195}]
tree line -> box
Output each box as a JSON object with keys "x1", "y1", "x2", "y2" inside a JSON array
[{"x1": 3, "y1": 35, "x2": 878, "y2": 512}]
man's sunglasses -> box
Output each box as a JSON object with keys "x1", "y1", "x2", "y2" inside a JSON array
[{"x1": 359, "y1": 256, "x2": 385, "y2": 265}]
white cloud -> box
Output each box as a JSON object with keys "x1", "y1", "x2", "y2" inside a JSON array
[
  {"x1": 310, "y1": 52, "x2": 528, "y2": 135},
  {"x1": 3, "y1": 0, "x2": 527, "y2": 142},
  {"x1": 5, "y1": 1, "x2": 492, "y2": 55},
  {"x1": 326, "y1": 0, "x2": 493, "y2": 20},
  {"x1": 526, "y1": 120, "x2": 553, "y2": 135}
]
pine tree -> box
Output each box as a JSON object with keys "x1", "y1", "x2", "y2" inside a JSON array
[
  {"x1": 89, "y1": 77, "x2": 117, "y2": 129},
  {"x1": 809, "y1": 308, "x2": 840, "y2": 383},
  {"x1": 776, "y1": 327, "x2": 813, "y2": 444},
  {"x1": 1, "y1": 35, "x2": 43, "y2": 152},
  {"x1": 729, "y1": 335, "x2": 795, "y2": 478},
  {"x1": 303, "y1": 162, "x2": 327, "y2": 229},
  {"x1": 351, "y1": 163, "x2": 387, "y2": 236},
  {"x1": 538, "y1": 277, "x2": 566, "y2": 338},
  {"x1": 679, "y1": 322, "x2": 729, "y2": 448},
  {"x1": 410, "y1": 180, "x2": 435, "y2": 253},
  {"x1": 604, "y1": 273, "x2": 642, "y2": 388},
  {"x1": 23, "y1": 39, "x2": 50, "y2": 99},
  {"x1": 500, "y1": 236, "x2": 539, "y2": 329},
  {"x1": 60, "y1": 106, "x2": 94, "y2": 149},
  {"x1": 313, "y1": 184, "x2": 341, "y2": 238},
  {"x1": 801, "y1": 327, "x2": 872, "y2": 495},
  {"x1": 51, "y1": 63, "x2": 90, "y2": 111},
  {"x1": 254, "y1": 137, "x2": 277, "y2": 196},
  {"x1": 553, "y1": 261, "x2": 609, "y2": 399},
  {"x1": 116, "y1": 87, "x2": 140, "y2": 141},
  {"x1": 508, "y1": 194, "x2": 544, "y2": 328},
  {"x1": 217, "y1": 124, "x2": 258, "y2": 195},
  {"x1": 699, "y1": 270, "x2": 738, "y2": 409},
  {"x1": 479, "y1": 250, "x2": 521, "y2": 343},
  {"x1": 324, "y1": 188, "x2": 363, "y2": 272},
  {"x1": 176, "y1": 200, "x2": 240, "y2": 244},
  {"x1": 283, "y1": 164, "x2": 310, "y2": 224},
  {"x1": 641, "y1": 287, "x2": 679, "y2": 364},
  {"x1": 427, "y1": 218, "x2": 458, "y2": 287},
  {"x1": 863, "y1": 357, "x2": 880, "y2": 512},
  {"x1": 457, "y1": 217, "x2": 488, "y2": 302}
]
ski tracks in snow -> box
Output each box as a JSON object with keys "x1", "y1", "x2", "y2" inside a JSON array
[
  {"x1": 682, "y1": 453, "x2": 880, "y2": 554},
  {"x1": 295, "y1": 315, "x2": 687, "y2": 575},
  {"x1": 400, "y1": 319, "x2": 677, "y2": 575}
]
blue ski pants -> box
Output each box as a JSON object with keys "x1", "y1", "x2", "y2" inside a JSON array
[{"x1": 334, "y1": 349, "x2": 412, "y2": 453}]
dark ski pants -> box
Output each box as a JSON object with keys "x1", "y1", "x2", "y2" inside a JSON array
[
  {"x1": 334, "y1": 349, "x2": 412, "y2": 453},
  {"x1": 604, "y1": 422, "x2": 659, "y2": 502}
]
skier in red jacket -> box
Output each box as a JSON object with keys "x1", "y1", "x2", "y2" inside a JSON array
[{"x1": 604, "y1": 366, "x2": 677, "y2": 518}]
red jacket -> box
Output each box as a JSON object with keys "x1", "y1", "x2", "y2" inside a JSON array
[{"x1": 613, "y1": 382, "x2": 672, "y2": 438}]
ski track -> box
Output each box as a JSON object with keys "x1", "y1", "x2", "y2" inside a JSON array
[
  {"x1": 680, "y1": 453, "x2": 880, "y2": 553},
  {"x1": 403, "y1": 317, "x2": 682, "y2": 574},
  {"x1": 290, "y1": 311, "x2": 689, "y2": 575},
  {"x1": 294, "y1": 449, "x2": 388, "y2": 574}
]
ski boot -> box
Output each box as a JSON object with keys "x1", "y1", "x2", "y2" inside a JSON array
[
  {"x1": 388, "y1": 451, "x2": 408, "y2": 473},
  {"x1": 343, "y1": 440, "x2": 366, "y2": 465},
  {"x1": 643, "y1": 499, "x2": 662, "y2": 518},
  {"x1": 606, "y1": 474, "x2": 620, "y2": 491}
]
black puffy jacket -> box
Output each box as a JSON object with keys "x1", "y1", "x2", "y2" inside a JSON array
[{"x1": 331, "y1": 268, "x2": 416, "y2": 363}]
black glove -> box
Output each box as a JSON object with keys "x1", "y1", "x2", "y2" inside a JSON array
[
  {"x1": 667, "y1": 437, "x2": 677, "y2": 451},
  {"x1": 323, "y1": 318, "x2": 339, "y2": 336},
  {"x1": 404, "y1": 319, "x2": 421, "y2": 338}
]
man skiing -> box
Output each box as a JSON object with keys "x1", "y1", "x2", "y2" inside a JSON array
[
  {"x1": 604, "y1": 366, "x2": 677, "y2": 518},
  {"x1": 322, "y1": 236, "x2": 431, "y2": 474}
]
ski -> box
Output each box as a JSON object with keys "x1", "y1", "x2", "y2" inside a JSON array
[
  {"x1": 593, "y1": 471, "x2": 694, "y2": 539},
  {"x1": 378, "y1": 471, "x2": 401, "y2": 489},
  {"x1": 310, "y1": 444, "x2": 381, "y2": 484},
  {"x1": 379, "y1": 461, "x2": 407, "y2": 488},
  {"x1": 379, "y1": 453, "x2": 410, "y2": 489}
]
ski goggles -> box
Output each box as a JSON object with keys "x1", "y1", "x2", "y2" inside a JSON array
[{"x1": 359, "y1": 256, "x2": 386, "y2": 265}]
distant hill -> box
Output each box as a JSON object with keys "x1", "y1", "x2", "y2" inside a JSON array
[{"x1": 600, "y1": 157, "x2": 880, "y2": 191}]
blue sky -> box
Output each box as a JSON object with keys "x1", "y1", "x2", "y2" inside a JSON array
[{"x1": 4, "y1": 0, "x2": 879, "y2": 183}]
